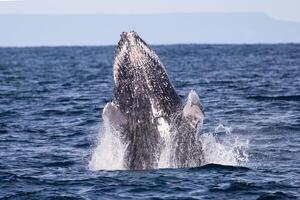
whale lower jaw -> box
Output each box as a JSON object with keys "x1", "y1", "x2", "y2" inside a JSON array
[{"x1": 103, "y1": 31, "x2": 204, "y2": 170}]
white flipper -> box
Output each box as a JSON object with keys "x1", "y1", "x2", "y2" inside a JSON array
[
  {"x1": 103, "y1": 101, "x2": 127, "y2": 128},
  {"x1": 182, "y1": 90, "x2": 204, "y2": 128}
]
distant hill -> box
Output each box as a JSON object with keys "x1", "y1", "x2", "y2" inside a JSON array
[{"x1": 0, "y1": 13, "x2": 300, "y2": 46}]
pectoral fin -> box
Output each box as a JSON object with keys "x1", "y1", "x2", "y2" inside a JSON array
[
  {"x1": 182, "y1": 90, "x2": 204, "y2": 128},
  {"x1": 103, "y1": 101, "x2": 127, "y2": 128}
]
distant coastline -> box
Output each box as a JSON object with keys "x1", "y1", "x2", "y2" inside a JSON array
[{"x1": 1, "y1": 13, "x2": 300, "y2": 46}]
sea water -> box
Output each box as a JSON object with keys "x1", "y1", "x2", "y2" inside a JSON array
[{"x1": 0, "y1": 44, "x2": 299, "y2": 199}]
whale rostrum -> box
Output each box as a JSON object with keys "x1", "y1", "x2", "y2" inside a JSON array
[{"x1": 103, "y1": 31, "x2": 204, "y2": 170}]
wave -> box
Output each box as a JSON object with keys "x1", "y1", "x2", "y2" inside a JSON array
[
  {"x1": 42, "y1": 160, "x2": 76, "y2": 167},
  {"x1": 257, "y1": 192, "x2": 297, "y2": 200},
  {"x1": 188, "y1": 163, "x2": 250, "y2": 171},
  {"x1": 247, "y1": 95, "x2": 300, "y2": 102}
]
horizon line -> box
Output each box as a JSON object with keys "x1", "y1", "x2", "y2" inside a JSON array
[
  {"x1": 1, "y1": 12, "x2": 300, "y2": 24},
  {"x1": 1, "y1": 42, "x2": 299, "y2": 48}
]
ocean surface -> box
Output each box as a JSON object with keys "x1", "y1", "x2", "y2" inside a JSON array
[{"x1": 0, "y1": 44, "x2": 299, "y2": 199}]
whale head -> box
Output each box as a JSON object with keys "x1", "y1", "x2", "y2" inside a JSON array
[
  {"x1": 113, "y1": 31, "x2": 158, "y2": 86},
  {"x1": 112, "y1": 31, "x2": 181, "y2": 117}
]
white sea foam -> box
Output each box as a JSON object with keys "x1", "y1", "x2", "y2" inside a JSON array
[
  {"x1": 88, "y1": 115, "x2": 126, "y2": 171},
  {"x1": 89, "y1": 118, "x2": 249, "y2": 170},
  {"x1": 157, "y1": 125, "x2": 172, "y2": 168},
  {"x1": 200, "y1": 124, "x2": 249, "y2": 166}
]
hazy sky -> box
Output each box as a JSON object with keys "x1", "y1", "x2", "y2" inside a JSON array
[
  {"x1": 0, "y1": 0, "x2": 300, "y2": 22},
  {"x1": 1, "y1": 0, "x2": 300, "y2": 46}
]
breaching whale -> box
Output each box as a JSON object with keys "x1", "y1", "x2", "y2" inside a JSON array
[{"x1": 103, "y1": 31, "x2": 204, "y2": 170}]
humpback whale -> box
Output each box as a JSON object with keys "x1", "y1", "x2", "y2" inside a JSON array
[{"x1": 103, "y1": 31, "x2": 204, "y2": 170}]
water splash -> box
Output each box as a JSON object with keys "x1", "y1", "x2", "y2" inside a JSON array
[
  {"x1": 201, "y1": 124, "x2": 249, "y2": 166},
  {"x1": 88, "y1": 115, "x2": 126, "y2": 171},
  {"x1": 158, "y1": 127, "x2": 172, "y2": 168},
  {"x1": 89, "y1": 119, "x2": 249, "y2": 170}
]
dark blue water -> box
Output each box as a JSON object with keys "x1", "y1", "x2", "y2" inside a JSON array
[{"x1": 0, "y1": 44, "x2": 299, "y2": 199}]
